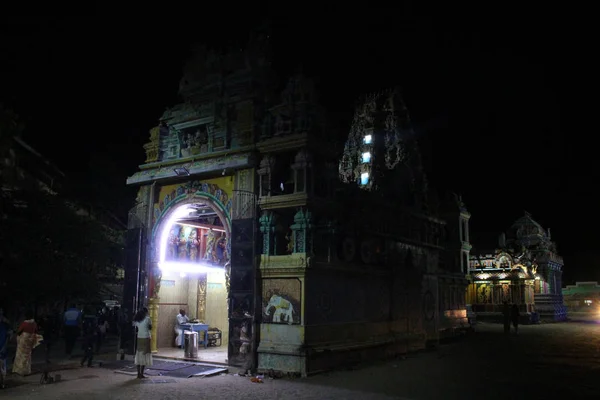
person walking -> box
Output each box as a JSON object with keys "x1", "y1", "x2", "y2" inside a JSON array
[
  {"x1": 511, "y1": 304, "x2": 521, "y2": 335},
  {"x1": 13, "y1": 311, "x2": 41, "y2": 376},
  {"x1": 133, "y1": 307, "x2": 153, "y2": 379},
  {"x1": 80, "y1": 325, "x2": 96, "y2": 367},
  {"x1": 39, "y1": 311, "x2": 60, "y2": 363}
]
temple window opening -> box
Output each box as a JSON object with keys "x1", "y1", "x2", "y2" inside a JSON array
[
  {"x1": 360, "y1": 172, "x2": 369, "y2": 185},
  {"x1": 363, "y1": 135, "x2": 372, "y2": 144},
  {"x1": 361, "y1": 151, "x2": 371, "y2": 163}
]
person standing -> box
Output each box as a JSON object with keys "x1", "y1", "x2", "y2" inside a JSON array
[
  {"x1": 133, "y1": 307, "x2": 152, "y2": 379},
  {"x1": 96, "y1": 309, "x2": 108, "y2": 354},
  {"x1": 0, "y1": 308, "x2": 13, "y2": 389},
  {"x1": 502, "y1": 301, "x2": 511, "y2": 334},
  {"x1": 80, "y1": 325, "x2": 96, "y2": 367},
  {"x1": 39, "y1": 311, "x2": 60, "y2": 363},
  {"x1": 63, "y1": 304, "x2": 82, "y2": 356},
  {"x1": 174, "y1": 309, "x2": 189, "y2": 347},
  {"x1": 511, "y1": 304, "x2": 521, "y2": 335},
  {"x1": 13, "y1": 311, "x2": 41, "y2": 376}
]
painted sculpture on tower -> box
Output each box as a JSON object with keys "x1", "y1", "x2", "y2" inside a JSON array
[
  {"x1": 178, "y1": 227, "x2": 189, "y2": 260},
  {"x1": 215, "y1": 236, "x2": 228, "y2": 265},
  {"x1": 167, "y1": 225, "x2": 180, "y2": 261},
  {"x1": 204, "y1": 229, "x2": 217, "y2": 262},
  {"x1": 188, "y1": 228, "x2": 200, "y2": 262}
]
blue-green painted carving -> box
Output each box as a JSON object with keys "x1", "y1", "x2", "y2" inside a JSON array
[
  {"x1": 291, "y1": 209, "x2": 312, "y2": 254},
  {"x1": 259, "y1": 211, "x2": 277, "y2": 255}
]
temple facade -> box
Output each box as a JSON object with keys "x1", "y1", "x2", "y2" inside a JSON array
[
  {"x1": 467, "y1": 213, "x2": 567, "y2": 322},
  {"x1": 124, "y1": 39, "x2": 471, "y2": 376}
]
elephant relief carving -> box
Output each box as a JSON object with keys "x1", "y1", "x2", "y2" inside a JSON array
[{"x1": 264, "y1": 295, "x2": 296, "y2": 324}]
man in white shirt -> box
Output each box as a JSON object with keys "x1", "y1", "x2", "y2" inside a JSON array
[{"x1": 174, "y1": 309, "x2": 189, "y2": 347}]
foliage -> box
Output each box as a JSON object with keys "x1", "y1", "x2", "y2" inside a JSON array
[
  {"x1": 1, "y1": 107, "x2": 123, "y2": 310},
  {"x1": 1, "y1": 188, "x2": 123, "y2": 305}
]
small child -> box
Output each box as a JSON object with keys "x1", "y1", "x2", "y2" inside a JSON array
[{"x1": 80, "y1": 325, "x2": 96, "y2": 367}]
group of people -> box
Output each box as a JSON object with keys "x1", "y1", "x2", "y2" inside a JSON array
[
  {"x1": 502, "y1": 301, "x2": 521, "y2": 334},
  {"x1": 0, "y1": 304, "x2": 116, "y2": 388}
]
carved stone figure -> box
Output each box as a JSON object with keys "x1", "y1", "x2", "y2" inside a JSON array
[
  {"x1": 178, "y1": 227, "x2": 189, "y2": 260},
  {"x1": 285, "y1": 230, "x2": 294, "y2": 254},
  {"x1": 204, "y1": 229, "x2": 217, "y2": 262},
  {"x1": 143, "y1": 126, "x2": 160, "y2": 163},
  {"x1": 215, "y1": 236, "x2": 228, "y2": 265},
  {"x1": 167, "y1": 226, "x2": 180, "y2": 261},
  {"x1": 189, "y1": 228, "x2": 200, "y2": 262}
]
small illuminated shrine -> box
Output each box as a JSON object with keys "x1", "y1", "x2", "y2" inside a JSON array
[{"x1": 467, "y1": 212, "x2": 567, "y2": 322}]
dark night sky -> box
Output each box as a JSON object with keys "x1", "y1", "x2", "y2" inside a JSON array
[{"x1": 1, "y1": 8, "x2": 597, "y2": 283}]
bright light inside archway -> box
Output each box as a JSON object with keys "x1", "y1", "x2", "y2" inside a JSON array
[{"x1": 157, "y1": 204, "x2": 228, "y2": 275}]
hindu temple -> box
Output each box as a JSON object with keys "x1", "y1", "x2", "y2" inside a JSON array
[
  {"x1": 467, "y1": 212, "x2": 567, "y2": 322},
  {"x1": 123, "y1": 36, "x2": 474, "y2": 376}
]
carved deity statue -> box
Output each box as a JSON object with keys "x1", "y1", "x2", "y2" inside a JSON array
[
  {"x1": 477, "y1": 285, "x2": 490, "y2": 304},
  {"x1": 178, "y1": 227, "x2": 189, "y2": 260},
  {"x1": 204, "y1": 229, "x2": 217, "y2": 262},
  {"x1": 188, "y1": 228, "x2": 200, "y2": 262},
  {"x1": 167, "y1": 226, "x2": 180, "y2": 261},
  {"x1": 285, "y1": 230, "x2": 294, "y2": 254},
  {"x1": 215, "y1": 235, "x2": 228, "y2": 265}
]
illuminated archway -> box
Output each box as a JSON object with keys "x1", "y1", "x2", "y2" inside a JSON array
[{"x1": 152, "y1": 192, "x2": 231, "y2": 275}]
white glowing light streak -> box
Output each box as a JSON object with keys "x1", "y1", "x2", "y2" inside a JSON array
[
  {"x1": 159, "y1": 261, "x2": 225, "y2": 274},
  {"x1": 158, "y1": 205, "x2": 194, "y2": 268},
  {"x1": 157, "y1": 204, "x2": 227, "y2": 275},
  {"x1": 177, "y1": 222, "x2": 226, "y2": 233}
]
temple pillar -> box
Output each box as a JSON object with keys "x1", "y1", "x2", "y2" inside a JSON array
[
  {"x1": 148, "y1": 297, "x2": 159, "y2": 353},
  {"x1": 148, "y1": 263, "x2": 162, "y2": 353},
  {"x1": 259, "y1": 211, "x2": 278, "y2": 255},
  {"x1": 197, "y1": 273, "x2": 207, "y2": 322},
  {"x1": 291, "y1": 209, "x2": 313, "y2": 253}
]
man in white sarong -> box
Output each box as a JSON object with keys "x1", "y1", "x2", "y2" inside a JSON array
[{"x1": 174, "y1": 309, "x2": 189, "y2": 347}]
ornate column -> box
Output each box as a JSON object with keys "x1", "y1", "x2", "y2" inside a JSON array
[
  {"x1": 197, "y1": 273, "x2": 208, "y2": 323},
  {"x1": 291, "y1": 209, "x2": 313, "y2": 254},
  {"x1": 259, "y1": 211, "x2": 277, "y2": 255},
  {"x1": 146, "y1": 261, "x2": 162, "y2": 353},
  {"x1": 148, "y1": 296, "x2": 160, "y2": 353}
]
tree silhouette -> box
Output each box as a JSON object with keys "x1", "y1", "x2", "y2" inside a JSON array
[{"x1": 0, "y1": 107, "x2": 123, "y2": 312}]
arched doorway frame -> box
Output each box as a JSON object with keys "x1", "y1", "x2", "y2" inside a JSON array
[
  {"x1": 151, "y1": 191, "x2": 232, "y2": 247},
  {"x1": 148, "y1": 191, "x2": 232, "y2": 354}
]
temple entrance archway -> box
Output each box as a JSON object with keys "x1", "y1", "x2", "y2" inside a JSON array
[{"x1": 150, "y1": 192, "x2": 231, "y2": 364}]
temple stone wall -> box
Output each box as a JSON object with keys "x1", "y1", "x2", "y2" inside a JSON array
[
  {"x1": 205, "y1": 270, "x2": 229, "y2": 345},
  {"x1": 156, "y1": 275, "x2": 190, "y2": 348},
  {"x1": 257, "y1": 254, "x2": 448, "y2": 376}
]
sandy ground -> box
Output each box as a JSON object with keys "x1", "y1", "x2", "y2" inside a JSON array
[{"x1": 2, "y1": 321, "x2": 600, "y2": 400}]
